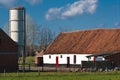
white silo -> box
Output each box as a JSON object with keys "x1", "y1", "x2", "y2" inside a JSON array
[{"x1": 9, "y1": 7, "x2": 26, "y2": 66}]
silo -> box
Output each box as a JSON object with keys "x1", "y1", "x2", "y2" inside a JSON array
[
  {"x1": 9, "y1": 6, "x2": 26, "y2": 64},
  {"x1": 10, "y1": 7, "x2": 25, "y2": 46}
]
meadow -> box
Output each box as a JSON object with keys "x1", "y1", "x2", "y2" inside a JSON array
[{"x1": 0, "y1": 71, "x2": 120, "y2": 80}]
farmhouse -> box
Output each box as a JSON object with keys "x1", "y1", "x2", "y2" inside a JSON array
[
  {"x1": 44, "y1": 28, "x2": 120, "y2": 67},
  {"x1": 0, "y1": 29, "x2": 18, "y2": 72}
]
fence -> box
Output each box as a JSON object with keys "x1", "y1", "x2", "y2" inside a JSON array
[{"x1": 81, "y1": 61, "x2": 115, "y2": 71}]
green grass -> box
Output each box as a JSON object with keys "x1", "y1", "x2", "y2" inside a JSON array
[{"x1": 0, "y1": 71, "x2": 120, "y2": 80}]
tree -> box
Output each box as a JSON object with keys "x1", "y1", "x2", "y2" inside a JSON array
[
  {"x1": 59, "y1": 26, "x2": 71, "y2": 32},
  {"x1": 37, "y1": 26, "x2": 55, "y2": 50},
  {"x1": 25, "y1": 14, "x2": 37, "y2": 55}
]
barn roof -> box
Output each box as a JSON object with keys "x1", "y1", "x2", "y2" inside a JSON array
[
  {"x1": 0, "y1": 28, "x2": 18, "y2": 52},
  {"x1": 45, "y1": 28, "x2": 120, "y2": 54}
]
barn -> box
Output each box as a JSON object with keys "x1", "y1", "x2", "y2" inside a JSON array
[
  {"x1": 44, "y1": 28, "x2": 120, "y2": 67},
  {"x1": 0, "y1": 29, "x2": 18, "y2": 72}
]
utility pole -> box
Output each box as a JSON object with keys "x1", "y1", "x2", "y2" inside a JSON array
[{"x1": 23, "y1": 7, "x2": 26, "y2": 72}]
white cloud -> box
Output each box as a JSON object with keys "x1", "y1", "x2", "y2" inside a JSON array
[
  {"x1": 46, "y1": 0, "x2": 98, "y2": 20},
  {"x1": 46, "y1": 8, "x2": 63, "y2": 20},
  {"x1": 25, "y1": 0, "x2": 42, "y2": 5},
  {"x1": 115, "y1": 22, "x2": 120, "y2": 27},
  {"x1": 0, "y1": 0, "x2": 15, "y2": 7}
]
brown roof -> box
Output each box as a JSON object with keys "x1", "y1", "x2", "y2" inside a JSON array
[
  {"x1": 0, "y1": 29, "x2": 18, "y2": 52},
  {"x1": 45, "y1": 28, "x2": 120, "y2": 54}
]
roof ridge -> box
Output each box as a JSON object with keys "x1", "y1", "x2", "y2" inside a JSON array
[{"x1": 61, "y1": 28, "x2": 120, "y2": 34}]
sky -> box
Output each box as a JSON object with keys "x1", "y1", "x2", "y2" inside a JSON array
[{"x1": 0, "y1": 0, "x2": 120, "y2": 34}]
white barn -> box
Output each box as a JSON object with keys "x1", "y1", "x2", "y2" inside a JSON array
[{"x1": 43, "y1": 29, "x2": 120, "y2": 66}]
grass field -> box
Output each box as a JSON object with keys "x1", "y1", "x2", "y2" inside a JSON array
[{"x1": 0, "y1": 71, "x2": 120, "y2": 80}]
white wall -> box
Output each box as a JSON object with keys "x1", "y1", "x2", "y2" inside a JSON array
[{"x1": 43, "y1": 54, "x2": 96, "y2": 65}]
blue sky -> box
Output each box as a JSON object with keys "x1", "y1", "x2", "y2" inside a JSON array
[{"x1": 0, "y1": 0, "x2": 120, "y2": 34}]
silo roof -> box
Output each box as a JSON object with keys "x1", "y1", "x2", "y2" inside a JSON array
[{"x1": 10, "y1": 6, "x2": 25, "y2": 10}]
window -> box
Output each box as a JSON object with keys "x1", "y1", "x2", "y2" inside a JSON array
[
  {"x1": 74, "y1": 55, "x2": 76, "y2": 64},
  {"x1": 49, "y1": 55, "x2": 51, "y2": 59},
  {"x1": 60, "y1": 55, "x2": 63, "y2": 58}
]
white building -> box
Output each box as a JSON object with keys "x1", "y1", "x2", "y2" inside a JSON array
[
  {"x1": 43, "y1": 29, "x2": 115, "y2": 66},
  {"x1": 43, "y1": 54, "x2": 95, "y2": 65}
]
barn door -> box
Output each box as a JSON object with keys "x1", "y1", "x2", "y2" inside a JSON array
[
  {"x1": 56, "y1": 56, "x2": 59, "y2": 68},
  {"x1": 74, "y1": 55, "x2": 76, "y2": 64},
  {"x1": 38, "y1": 57, "x2": 43, "y2": 66},
  {"x1": 67, "y1": 57, "x2": 70, "y2": 68}
]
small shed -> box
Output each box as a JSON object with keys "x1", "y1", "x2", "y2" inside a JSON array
[
  {"x1": 105, "y1": 51, "x2": 120, "y2": 67},
  {"x1": 35, "y1": 50, "x2": 44, "y2": 66},
  {"x1": 0, "y1": 29, "x2": 18, "y2": 72}
]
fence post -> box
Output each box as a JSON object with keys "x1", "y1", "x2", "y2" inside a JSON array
[
  {"x1": 4, "y1": 68, "x2": 6, "y2": 77},
  {"x1": 29, "y1": 64, "x2": 30, "y2": 71},
  {"x1": 42, "y1": 65, "x2": 44, "y2": 72},
  {"x1": 38, "y1": 67, "x2": 40, "y2": 76},
  {"x1": 17, "y1": 70, "x2": 19, "y2": 77}
]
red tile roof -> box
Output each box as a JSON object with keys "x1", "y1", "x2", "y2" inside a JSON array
[{"x1": 45, "y1": 28, "x2": 120, "y2": 54}]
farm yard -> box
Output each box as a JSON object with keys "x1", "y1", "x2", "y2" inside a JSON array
[
  {"x1": 0, "y1": 71, "x2": 120, "y2": 80},
  {"x1": 0, "y1": 2, "x2": 120, "y2": 80}
]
